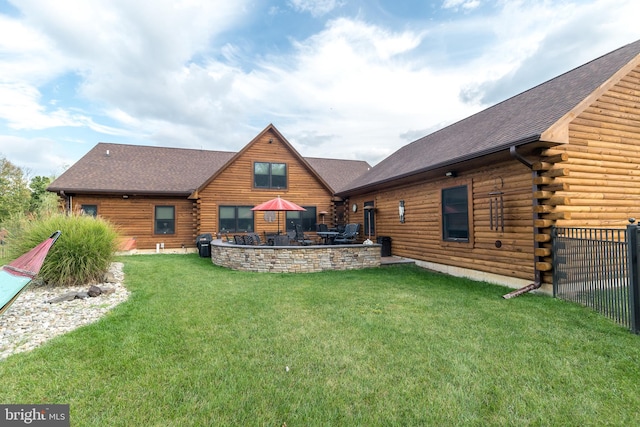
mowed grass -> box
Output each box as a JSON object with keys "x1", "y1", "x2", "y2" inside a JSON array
[{"x1": 1, "y1": 254, "x2": 640, "y2": 426}]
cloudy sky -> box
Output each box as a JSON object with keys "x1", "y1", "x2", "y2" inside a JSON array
[{"x1": 0, "y1": 0, "x2": 638, "y2": 178}]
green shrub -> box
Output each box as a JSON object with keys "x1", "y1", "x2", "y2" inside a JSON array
[{"x1": 6, "y1": 214, "x2": 120, "y2": 287}]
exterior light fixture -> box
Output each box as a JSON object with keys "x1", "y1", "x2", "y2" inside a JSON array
[{"x1": 445, "y1": 171, "x2": 456, "y2": 178}]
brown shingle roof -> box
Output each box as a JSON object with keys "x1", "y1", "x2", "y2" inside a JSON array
[
  {"x1": 48, "y1": 142, "x2": 371, "y2": 195},
  {"x1": 305, "y1": 157, "x2": 371, "y2": 193},
  {"x1": 48, "y1": 143, "x2": 236, "y2": 195},
  {"x1": 340, "y1": 39, "x2": 640, "y2": 195}
]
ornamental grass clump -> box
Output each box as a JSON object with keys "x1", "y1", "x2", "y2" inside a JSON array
[{"x1": 7, "y1": 213, "x2": 120, "y2": 287}]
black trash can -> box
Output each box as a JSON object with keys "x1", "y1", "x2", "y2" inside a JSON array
[
  {"x1": 196, "y1": 233, "x2": 213, "y2": 257},
  {"x1": 377, "y1": 236, "x2": 392, "y2": 257}
]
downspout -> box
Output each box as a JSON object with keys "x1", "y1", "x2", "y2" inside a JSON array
[
  {"x1": 503, "y1": 146, "x2": 542, "y2": 299},
  {"x1": 59, "y1": 190, "x2": 72, "y2": 213}
]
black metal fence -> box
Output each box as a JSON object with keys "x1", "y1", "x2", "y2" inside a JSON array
[{"x1": 552, "y1": 225, "x2": 640, "y2": 334}]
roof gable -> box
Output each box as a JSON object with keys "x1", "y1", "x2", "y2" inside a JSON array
[
  {"x1": 193, "y1": 124, "x2": 337, "y2": 195},
  {"x1": 341, "y1": 39, "x2": 640, "y2": 194}
]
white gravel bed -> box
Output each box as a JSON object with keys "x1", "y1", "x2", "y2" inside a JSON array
[{"x1": 0, "y1": 262, "x2": 129, "y2": 361}]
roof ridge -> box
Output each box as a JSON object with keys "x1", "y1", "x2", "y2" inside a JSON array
[
  {"x1": 305, "y1": 156, "x2": 370, "y2": 163},
  {"x1": 96, "y1": 141, "x2": 236, "y2": 155}
]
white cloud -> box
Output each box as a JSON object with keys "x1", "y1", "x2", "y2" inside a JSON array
[
  {"x1": 231, "y1": 18, "x2": 481, "y2": 163},
  {"x1": 288, "y1": 0, "x2": 345, "y2": 17},
  {"x1": 0, "y1": 1, "x2": 251, "y2": 137},
  {"x1": 0, "y1": 82, "x2": 137, "y2": 138},
  {"x1": 442, "y1": 0, "x2": 481, "y2": 11},
  {"x1": 0, "y1": 135, "x2": 72, "y2": 177},
  {"x1": 1, "y1": 0, "x2": 639, "y2": 174},
  {"x1": 0, "y1": 83, "x2": 81, "y2": 130},
  {"x1": 0, "y1": 15, "x2": 68, "y2": 82},
  {"x1": 457, "y1": 0, "x2": 640, "y2": 105}
]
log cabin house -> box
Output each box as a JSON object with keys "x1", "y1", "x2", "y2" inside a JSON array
[
  {"x1": 47, "y1": 124, "x2": 371, "y2": 251},
  {"x1": 49, "y1": 39, "x2": 640, "y2": 293},
  {"x1": 337, "y1": 39, "x2": 640, "y2": 293}
]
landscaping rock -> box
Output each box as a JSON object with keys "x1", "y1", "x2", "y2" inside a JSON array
[
  {"x1": 46, "y1": 292, "x2": 79, "y2": 304},
  {"x1": 0, "y1": 262, "x2": 129, "y2": 360},
  {"x1": 88, "y1": 285, "x2": 102, "y2": 297},
  {"x1": 46, "y1": 285, "x2": 115, "y2": 303},
  {"x1": 103, "y1": 271, "x2": 118, "y2": 283}
]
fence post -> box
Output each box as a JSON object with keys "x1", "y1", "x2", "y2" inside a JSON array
[
  {"x1": 552, "y1": 226, "x2": 558, "y2": 297},
  {"x1": 626, "y1": 221, "x2": 640, "y2": 334}
]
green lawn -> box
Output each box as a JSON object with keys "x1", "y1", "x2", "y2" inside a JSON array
[{"x1": 1, "y1": 254, "x2": 639, "y2": 426}]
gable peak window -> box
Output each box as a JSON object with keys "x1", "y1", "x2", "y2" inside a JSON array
[{"x1": 254, "y1": 162, "x2": 287, "y2": 189}]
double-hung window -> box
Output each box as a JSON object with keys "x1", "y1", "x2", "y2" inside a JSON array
[
  {"x1": 442, "y1": 186, "x2": 469, "y2": 242},
  {"x1": 219, "y1": 206, "x2": 254, "y2": 232},
  {"x1": 155, "y1": 206, "x2": 175, "y2": 234},
  {"x1": 254, "y1": 162, "x2": 287, "y2": 189}
]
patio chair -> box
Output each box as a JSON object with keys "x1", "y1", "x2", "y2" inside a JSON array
[
  {"x1": 317, "y1": 223, "x2": 328, "y2": 232},
  {"x1": 333, "y1": 223, "x2": 360, "y2": 244},
  {"x1": 233, "y1": 235, "x2": 245, "y2": 245},
  {"x1": 243, "y1": 234, "x2": 254, "y2": 245},
  {"x1": 295, "y1": 224, "x2": 313, "y2": 246},
  {"x1": 248, "y1": 233, "x2": 267, "y2": 246},
  {"x1": 264, "y1": 231, "x2": 275, "y2": 245}
]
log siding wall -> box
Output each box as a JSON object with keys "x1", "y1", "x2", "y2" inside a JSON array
[
  {"x1": 71, "y1": 195, "x2": 196, "y2": 250},
  {"x1": 547, "y1": 64, "x2": 640, "y2": 227},
  {"x1": 347, "y1": 160, "x2": 536, "y2": 281}
]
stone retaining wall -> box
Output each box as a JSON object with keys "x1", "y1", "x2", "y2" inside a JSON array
[{"x1": 210, "y1": 240, "x2": 380, "y2": 272}]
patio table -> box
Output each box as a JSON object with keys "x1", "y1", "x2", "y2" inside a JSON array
[
  {"x1": 274, "y1": 235, "x2": 290, "y2": 246},
  {"x1": 317, "y1": 231, "x2": 339, "y2": 245}
]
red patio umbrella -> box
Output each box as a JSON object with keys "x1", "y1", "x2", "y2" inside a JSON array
[{"x1": 251, "y1": 196, "x2": 306, "y2": 234}]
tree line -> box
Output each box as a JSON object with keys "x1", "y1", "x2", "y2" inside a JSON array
[{"x1": 0, "y1": 155, "x2": 58, "y2": 226}]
